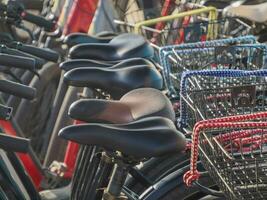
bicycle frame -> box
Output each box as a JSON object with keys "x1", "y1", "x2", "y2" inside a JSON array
[
  {"x1": 0, "y1": 0, "x2": 99, "y2": 189},
  {"x1": 63, "y1": 120, "x2": 81, "y2": 178},
  {"x1": 0, "y1": 120, "x2": 43, "y2": 188},
  {"x1": 63, "y1": 0, "x2": 99, "y2": 35}
]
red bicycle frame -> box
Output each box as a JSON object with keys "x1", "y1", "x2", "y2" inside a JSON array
[
  {"x1": 63, "y1": 0, "x2": 99, "y2": 35},
  {"x1": 62, "y1": 120, "x2": 81, "y2": 178},
  {"x1": 0, "y1": 120, "x2": 43, "y2": 188}
]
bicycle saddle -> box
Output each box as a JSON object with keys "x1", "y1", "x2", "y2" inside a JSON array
[
  {"x1": 59, "y1": 117, "x2": 186, "y2": 158},
  {"x1": 68, "y1": 33, "x2": 154, "y2": 60},
  {"x1": 63, "y1": 65, "x2": 162, "y2": 99},
  {"x1": 60, "y1": 58, "x2": 155, "y2": 72},
  {"x1": 64, "y1": 32, "x2": 117, "y2": 48},
  {"x1": 69, "y1": 88, "x2": 175, "y2": 124},
  {"x1": 224, "y1": 1, "x2": 267, "y2": 23}
]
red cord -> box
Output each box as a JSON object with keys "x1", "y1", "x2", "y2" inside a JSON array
[{"x1": 184, "y1": 111, "x2": 267, "y2": 186}]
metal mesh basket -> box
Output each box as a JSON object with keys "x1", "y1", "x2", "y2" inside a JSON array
[
  {"x1": 115, "y1": 1, "x2": 251, "y2": 46},
  {"x1": 221, "y1": 17, "x2": 252, "y2": 38},
  {"x1": 136, "y1": 17, "x2": 251, "y2": 47},
  {"x1": 179, "y1": 70, "x2": 267, "y2": 131},
  {"x1": 114, "y1": 1, "x2": 199, "y2": 34},
  {"x1": 184, "y1": 112, "x2": 267, "y2": 199},
  {"x1": 114, "y1": 4, "x2": 217, "y2": 64},
  {"x1": 199, "y1": 124, "x2": 267, "y2": 200},
  {"x1": 164, "y1": 43, "x2": 267, "y2": 97}
]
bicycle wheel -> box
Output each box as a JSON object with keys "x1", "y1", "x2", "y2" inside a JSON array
[
  {"x1": 126, "y1": 151, "x2": 190, "y2": 195},
  {"x1": 141, "y1": 163, "x2": 223, "y2": 200},
  {"x1": 125, "y1": 150, "x2": 224, "y2": 200},
  {"x1": 159, "y1": 177, "x2": 222, "y2": 200}
]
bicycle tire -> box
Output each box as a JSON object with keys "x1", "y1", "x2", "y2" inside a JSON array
[
  {"x1": 159, "y1": 177, "x2": 222, "y2": 200},
  {"x1": 126, "y1": 151, "x2": 190, "y2": 195},
  {"x1": 140, "y1": 162, "x2": 224, "y2": 200}
]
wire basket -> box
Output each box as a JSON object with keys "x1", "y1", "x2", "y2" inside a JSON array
[
  {"x1": 114, "y1": 1, "x2": 200, "y2": 34},
  {"x1": 115, "y1": 5, "x2": 218, "y2": 46},
  {"x1": 159, "y1": 35, "x2": 257, "y2": 93},
  {"x1": 164, "y1": 43, "x2": 267, "y2": 97},
  {"x1": 200, "y1": 124, "x2": 267, "y2": 200},
  {"x1": 114, "y1": 3, "x2": 218, "y2": 63},
  {"x1": 115, "y1": 1, "x2": 251, "y2": 46},
  {"x1": 221, "y1": 17, "x2": 252, "y2": 38},
  {"x1": 179, "y1": 70, "x2": 267, "y2": 132},
  {"x1": 184, "y1": 112, "x2": 267, "y2": 200}
]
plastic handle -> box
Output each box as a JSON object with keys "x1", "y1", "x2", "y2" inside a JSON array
[
  {"x1": 1, "y1": 47, "x2": 45, "y2": 69},
  {"x1": 18, "y1": 44, "x2": 59, "y2": 62},
  {"x1": 0, "y1": 79, "x2": 36, "y2": 100},
  {"x1": 0, "y1": 53, "x2": 35, "y2": 71},
  {"x1": 0, "y1": 133, "x2": 29, "y2": 153},
  {"x1": 21, "y1": 11, "x2": 56, "y2": 31}
]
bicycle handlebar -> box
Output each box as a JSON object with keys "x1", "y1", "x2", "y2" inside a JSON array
[
  {"x1": 1, "y1": 46, "x2": 45, "y2": 69},
  {"x1": 21, "y1": 11, "x2": 56, "y2": 31},
  {"x1": 0, "y1": 79, "x2": 36, "y2": 100},
  {"x1": 0, "y1": 53, "x2": 35, "y2": 71},
  {"x1": 15, "y1": 43, "x2": 59, "y2": 62},
  {"x1": 0, "y1": 133, "x2": 30, "y2": 153}
]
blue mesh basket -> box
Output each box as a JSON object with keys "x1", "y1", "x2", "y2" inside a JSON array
[{"x1": 162, "y1": 43, "x2": 267, "y2": 96}]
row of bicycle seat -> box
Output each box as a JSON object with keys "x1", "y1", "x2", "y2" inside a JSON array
[{"x1": 39, "y1": 33, "x2": 186, "y2": 199}]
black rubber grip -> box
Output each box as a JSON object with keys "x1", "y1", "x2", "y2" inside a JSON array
[
  {"x1": 21, "y1": 11, "x2": 55, "y2": 31},
  {"x1": 1, "y1": 47, "x2": 45, "y2": 69},
  {"x1": 0, "y1": 133, "x2": 30, "y2": 153},
  {"x1": 0, "y1": 53, "x2": 35, "y2": 71},
  {"x1": 18, "y1": 44, "x2": 59, "y2": 62},
  {"x1": 0, "y1": 79, "x2": 36, "y2": 100},
  {"x1": 0, "y1": 104, "x2": 12, "y2": 120}
]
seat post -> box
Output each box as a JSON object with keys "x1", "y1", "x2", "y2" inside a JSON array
[{"x1": 103, "y1": 161, "x2": 129, "y2": 200}]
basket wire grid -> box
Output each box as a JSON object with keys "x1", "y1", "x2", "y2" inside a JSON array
[
  {"x1": 117, "y1": 6, "x2": 218, "y2": 45},
  {"x1": 115, "y1": 1, "x2": 251, "y2": 47},
  {"x1": 179, "y1": 70, "x2": 267, "y2": 132},
  {"x1": 115, "y1": 1, "x2": 204, "y2": 34},
  {"x1": 158, "y1": 35, "x2": 257, "y2": 92},
  {"x1": 115, "y1": 3, "x2": 252, "y2": 74},
  {"x1": 195, "y1": 122, "x2": 267, "y2": 200},
  {"x1": 136, "y1": 16, "x2": 251, "y2": 48},
  {"x1": 164, "y1": 44, "x2": 267, "y2": 97},
  {"x1": 115, "y1": 4, "x2": 218, "y2": 59}
]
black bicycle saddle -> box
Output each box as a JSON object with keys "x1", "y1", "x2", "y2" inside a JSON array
[
  {"x1": 68, "y1": 33, "x2": 154, "y2": 61},
  {"x1": 64, "y1": 31, "x2": 117, "y2": 48},
  {"x1": 60, "y1": 58, "x2": 155, "y2": 72},
  {"x1": 69, "y1": 88, "x2": 175, "y2": 124},
  {"x1": 63, "y1": 65, "x2": 162, "y2": 99},
  {"x1": 59, "y1": 117, "x2": 186, "y2": 158}
]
